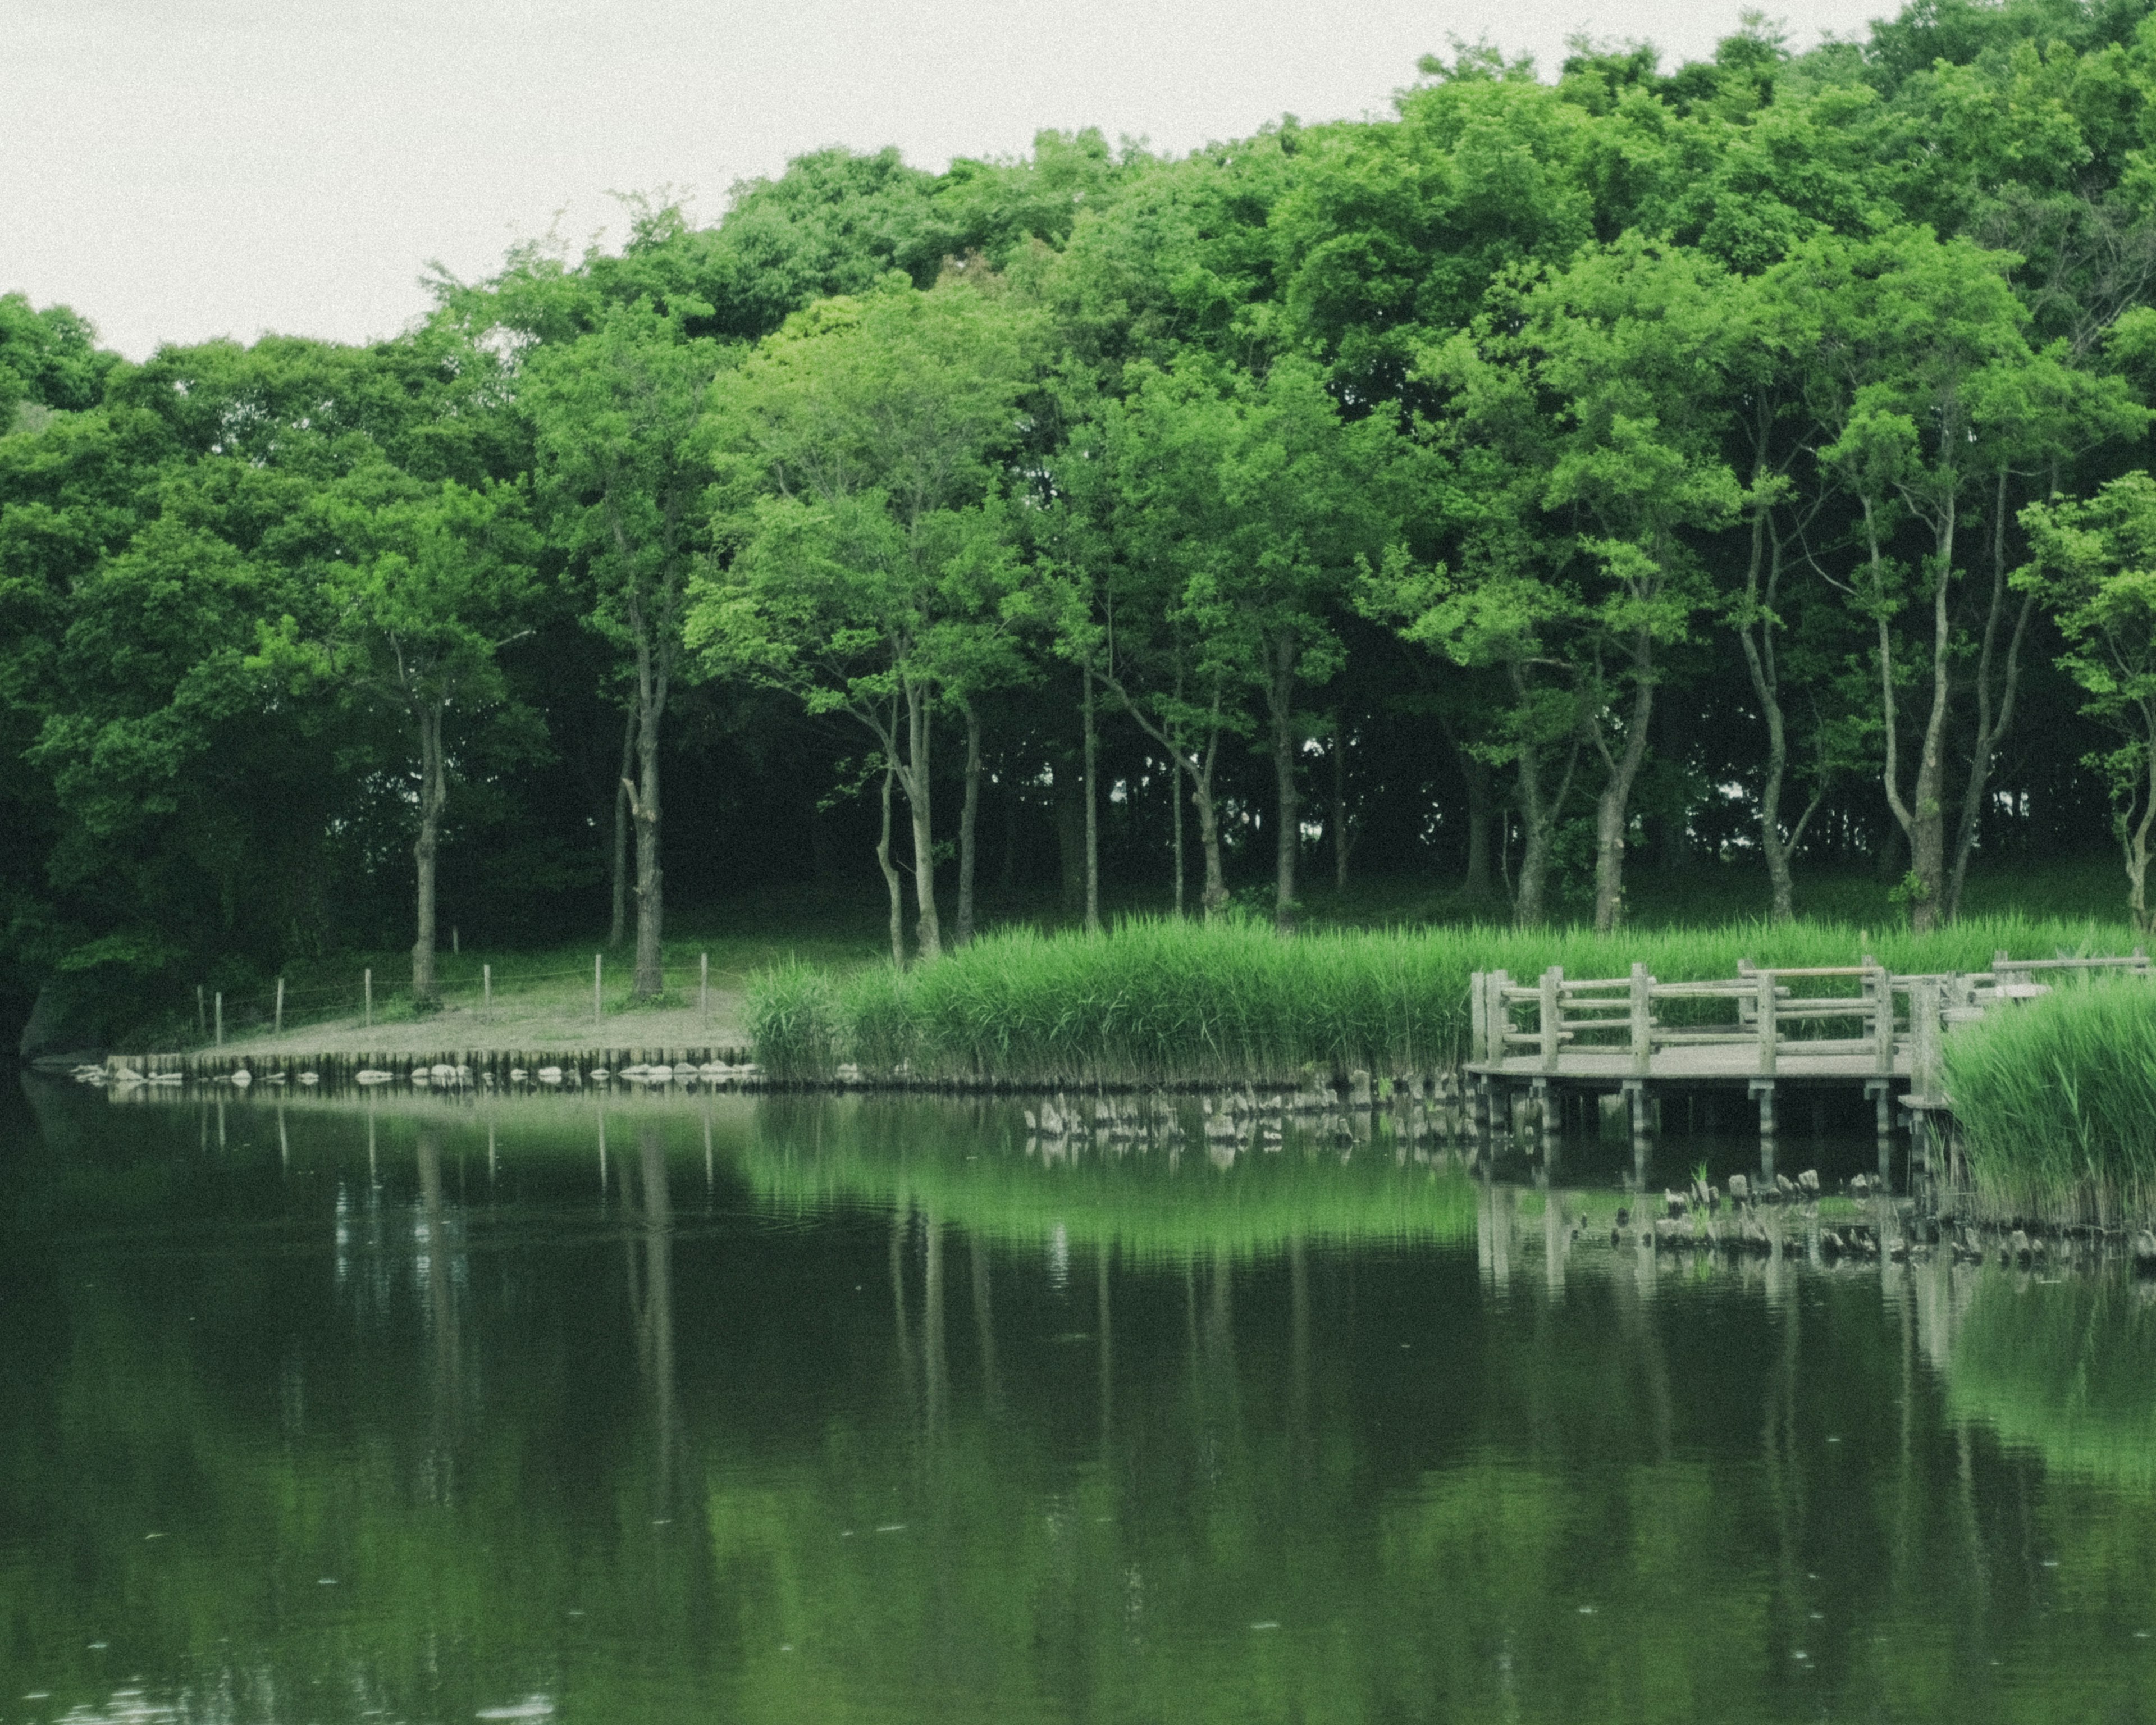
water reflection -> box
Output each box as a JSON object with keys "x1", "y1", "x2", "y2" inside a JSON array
[{"x1": 5, "y1": 1080, "x2": 2156, "y2": 1723}]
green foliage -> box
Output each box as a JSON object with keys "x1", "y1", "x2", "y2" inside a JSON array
[
  {"x1": 746, "y1": 914, "x2": 2131, "y2": 1085},
  {"x1": 1943, "y1": 971, "x2": 2156, "y2": 1215},
  {"x1": 743, "y1": 961, "x2": 843, "y2": 1081}
]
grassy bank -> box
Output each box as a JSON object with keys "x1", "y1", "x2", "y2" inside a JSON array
[
  {"x1": 747, "y1": 914, "x2": 2139, "y2": 1085},
  {"x1": 1944, "y1": 974, "x2": 2156, "y2": 1216}
]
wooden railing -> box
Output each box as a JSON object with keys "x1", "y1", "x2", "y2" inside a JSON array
[{"x1": 1468, "y1": 951, "x2": 2149, "y2": 1099}]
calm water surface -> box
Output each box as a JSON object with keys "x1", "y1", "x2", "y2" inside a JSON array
[{"x1": 4, "y1": 1080, "x2": 2155, "y2": 1724}]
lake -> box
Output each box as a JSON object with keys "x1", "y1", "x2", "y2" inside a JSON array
[{"x1": 6, "y1": 1079, "x2": 2155, "y2": 1724}]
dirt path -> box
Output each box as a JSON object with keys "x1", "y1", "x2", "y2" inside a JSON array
[{"x1": 211, "y1": 991, "x2": 748, "y2": 1057}]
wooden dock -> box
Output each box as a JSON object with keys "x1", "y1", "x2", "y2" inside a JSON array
[{"x1": 1465, "y1": 950, "x2": 2150, "y2": 1142}]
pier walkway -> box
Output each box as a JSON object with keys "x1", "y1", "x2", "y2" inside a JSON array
[{"x1": 1465, "y1": 951, "x2": 2149, "y2": 1143}]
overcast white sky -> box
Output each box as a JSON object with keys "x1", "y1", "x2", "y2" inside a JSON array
[{"x1": 4, "y1": 0, "x2": 1897, "y2": 360}]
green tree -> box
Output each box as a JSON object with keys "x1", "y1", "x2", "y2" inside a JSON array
[
  {"x1": 2018, "y1": 471, "x2": 2156, "y2": 928},
  {"x1": 526, "y1": 305, "x2": 716, "y2": 997},
  {"x1": 256, "y1": 465, "x2": 537, "y2": 1002},
  {"x1": 694, "y1": 277, "x2": 1040, "y2": 962}
]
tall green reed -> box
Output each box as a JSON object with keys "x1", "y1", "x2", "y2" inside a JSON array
[
  {"x1": 748, "y1": 913, "x2": 2137, "y2": 1087},
  {"x1": 1944, "y1": 972, "x2": 2156, "y2": 1217}
]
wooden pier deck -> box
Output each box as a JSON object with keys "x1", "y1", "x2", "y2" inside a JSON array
[{"x1": 1464, "y1": 951, "x2": 2150, "y2": 1133}]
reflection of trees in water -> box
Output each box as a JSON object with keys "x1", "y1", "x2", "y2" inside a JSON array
[{"x1": 19, "y1": 1092, "x2": 2156, "y2": 1721}]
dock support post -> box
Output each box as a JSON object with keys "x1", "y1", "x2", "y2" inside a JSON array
[
  {"x1": 1624, "y1": 1078, "x2": 1648, "y2": 1188},
  {"x1": 1756, "y1": 969, "x2": 1777, "y2": 1078},
  {"x1": 1538, "y1": 967, "x2": 1562, "y2": 1074},
  {"x1": 1870, "y1": 965, "x2": 1895, "y2": 1075},
  {"x1": 1531, "y1": 1078, "x2": 1552, "y2": 1166},
  {"x1": 1750, "y1": 1079, "x2": 1776, "y2": 1172},
  {"x1": 1630, "y1": 964, "x2": 1652, "y2": 1076}
]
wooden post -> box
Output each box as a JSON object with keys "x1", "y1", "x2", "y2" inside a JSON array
[
  {"x1": 1871, "y1": 966, "x2": 1893, "y2": 1074},
  {"x1": 594, "y1": 954, "x2": 603, "y2": 1025},
  {"x1": 364, "y1": 968, "x2": 372, "y2": 1029},
  {"x1": 274, "y1": 977, "x2": 284, "y2": 1037},
  {"x1": 1630, "y1": 963, "x2": 1651, "y2": 1076},
  {"x1": 1756, "y1": 969, "x2": 1777, "y2": 1077},
  {"x1": 1912, "y1": 978, "x2": 1943, "y2": 1105},
  {"x1": 1470, "y1": 971, "x2": 1486, "y2": 1065},
  {"x1": 700, "y1": 952, "x2": 709, "y2": 1023},
  {"x1": 1539, "y1": 966, "x2": 1562, "y2": 1074},
  {"x1": 197, "y1": 986, "x2": 205, "y2": 1039},
  {"x1": 483, "y1": 962, "x2": 492, "y2": 1018},
  {"x1": 1487, "y1": 970, "x2": 1511, "y2": 1064},
  {"x1": 214, "y1": 992, "x2": 223, "y2": 1048}
]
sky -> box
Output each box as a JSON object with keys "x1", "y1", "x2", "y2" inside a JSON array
[{"x1": 4, "y1": 0, "x2": 1899, "y2": 361}]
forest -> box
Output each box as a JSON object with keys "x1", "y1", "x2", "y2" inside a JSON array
[{"x1": 11, "y1": 0, "x2": 2156, "y2": 1039}]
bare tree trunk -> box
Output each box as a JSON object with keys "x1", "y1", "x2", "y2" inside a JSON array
[
  {"x1": 1331, "y1": 709, "x2": 1350, "y2": 893},
  {"x1": 1171, "y1": 752, "x2": 1186, "y2": 917},
  {"x1": 1734, "y1": 492, "x2": 1824, "y2": 923},
  {"x1": 875, "y1": 752, "x2": 905, "y2": 968},
  {"x1": 1509, "y1": 664, "x2": 1581, "y2": 929},
  {"x1": 1873, "y1": 492, "x2": 1956, "y2": 933},
  {"x1": 1102, "y1": 673, "x2": 1228, "y2": 917},
  {"x1": 609, "y1": 704, "x2": 633, "y2": 948},
  {"x1": 1267, "y1": 637, "x2": 1300, "y2": 929},
  {"x1": 411, "y1": 700, "x2": 446, "y2": 1003},
  {"x1": 902, "y1": 677, "x2": 943, "y2": 961},
  {"x1": 956, "y1": 700, "x2": 981, "y2": 947},
  {"x1": 1082, "y1": 667, "x2": 1101, "y2": 934},
  {"x1": 625, "y1": 609, "x2": 669, "y2": 997},
  {"x1": 1589, "y1": 627, "x2": 1657, "y2": 934},
  {"x1": 2126, "y1": 735, "x2": 2156, "y2": 934},
  {"x1": 1437, "y1": 706, "x2": 1493, "y2": 898},
  {"x1": 1945, "y1": 468, "x2": 2032, "y2": 921}
]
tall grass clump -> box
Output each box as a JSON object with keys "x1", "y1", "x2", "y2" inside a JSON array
[
  {"x1": 1944, "y1": 973, "x2": 2156, "y2": 1217},
  {"x1": 748, "y1": 912, "x2": 2140, "y2": 1087},
  {"x1": 742, "y1": 961, "x2": 844, "y2": 1082}
]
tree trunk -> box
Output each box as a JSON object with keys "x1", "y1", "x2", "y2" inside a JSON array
[
  {"x1": 1590, "y1": 628, "x2": 1657, "y2": 934},
  {"x1": 1508, "y1": 664, "x2": 1580, "y2": 929},
  {"x1": 956, "y1": 700, "x2": 981, "y2": 947},
  {"x1": 1081, "y1": 668, "x2": 1102, "y2": 935},
  {"x1": 1437, "y1": 706, "x2": 1495, "y2": 900},
  {"x1": 1331, "y1": 710, "x2": 1350, "y2": 893},
  {"x1": 1944, "y1": 468, "x2": 2032, "y2": 922},
  {"x1": 609, "y1": 704, "x2": 633, "y2": 948},
  {"x1": 1171, "y1": 752, "x2": 1186, "y2": 917},
  {"x1": 1053, "y1": 775, "x2": 1085, "y2": 914},
  {"x1": 902, "y1": 677, "x2": 942, "y2": 961},
  {"x1": 1734, "y1": 493, "x2": 1823, "y2": 923},
  {"x1": 411, "y1": 700, "x2": 447, "y2": 1003},
  {"x1": 2126, "y1": 736, "x2": 2156, "y2": 934},
  {"x1": 1874, "y1": 491, "x2": 1956, "y2": 933},
  {"x1": 627, "y1": 621, "x2": 668, "y2": 997},
  {"x1": 875, "y1": 753, "x2": 905, "y2": 968},
  {"x1": 1267, "y1": 638, "x2": 1300, "y2": 930}
]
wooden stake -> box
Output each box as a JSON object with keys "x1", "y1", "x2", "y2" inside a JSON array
[
  {"x1": 214, "y1": 992, "x2": 223, "y2": 1048},
  {"x1": 364, "y1": 968, "x2": 372, "y2": 1029},
  {"x1": 275, "y1": 976, "x2": 284, "y2": 1036},
  {"x1": 700, "y1": 952, "x2": 709, "y2": 1022},
  {"x1": 594, "y1": 954, "x2": 602, "y2": 1025}
]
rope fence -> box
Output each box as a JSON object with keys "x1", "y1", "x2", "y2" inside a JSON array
[{"x1": 177, "y1": 951, "x2": 724, "y2": 1048}]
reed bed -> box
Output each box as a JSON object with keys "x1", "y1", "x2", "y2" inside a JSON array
[
  {"x1": 1943, "y1": 973, "x2": 2156, "y2": 1217},
  {"x1": 746, "y1": 913, "x2": 2132, "y2": 1087}
]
